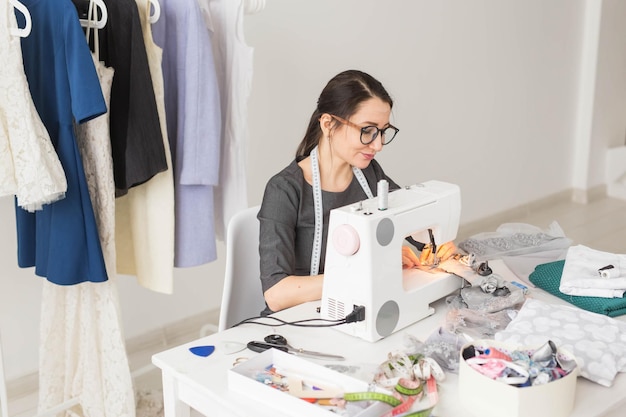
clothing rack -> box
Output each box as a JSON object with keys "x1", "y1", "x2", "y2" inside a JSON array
[
  {"x1": 0, "y1": 331, "x2": 154, "y2": 417},
  {"x1": 3, "y1": 0, "x2": 264, "y2": 414}
]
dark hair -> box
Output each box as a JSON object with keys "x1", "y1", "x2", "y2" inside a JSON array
[{"x1": 296, "y1": 70, "x2": 393, "y2": 158}]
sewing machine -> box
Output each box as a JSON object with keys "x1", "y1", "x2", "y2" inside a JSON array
[{"x1": 320, "y1": 180, "x2": 463, "y2": 342}]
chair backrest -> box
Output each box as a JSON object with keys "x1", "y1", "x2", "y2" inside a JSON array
[{"x1": 218, "y1": 205, "x2": 266, "y2": 331}]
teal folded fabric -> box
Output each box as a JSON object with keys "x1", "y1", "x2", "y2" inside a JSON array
[{"x1": 529, "y1": 260, "x2": 626, "y2": 317}]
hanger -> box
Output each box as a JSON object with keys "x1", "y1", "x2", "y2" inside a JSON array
[
  {"x1": 244, "y1": 0, "x2": 266, "y2": 15},
  {"x1": 9, "y1": 0, "x2": 32, "y2": 37},
  {"x1": 79, "y1": 0, "x2": 108, "y2": 29},
  {"x1": 149, "y1": 0, "x2": 160, "y2": 24}
]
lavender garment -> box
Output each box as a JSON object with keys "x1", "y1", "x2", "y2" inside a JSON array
[{"x1": 152, "y1": 0, "x2": 222, "y2": 267}]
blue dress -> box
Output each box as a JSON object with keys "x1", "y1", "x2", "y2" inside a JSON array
[{"x1": 15, "y1": 0, "x2": 108, "y2": 285}]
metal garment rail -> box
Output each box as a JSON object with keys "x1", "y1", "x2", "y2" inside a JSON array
[
  {"x1": 0, "y1": 331, "x2": 158, "y2": 417},
  {"x1": 0, "y1": 331, "x2": 79, "y2": 417}
]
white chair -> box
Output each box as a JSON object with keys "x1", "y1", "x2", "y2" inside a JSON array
[{"x1": 217, "y1": 205, "x2": 266, "y2": 332}]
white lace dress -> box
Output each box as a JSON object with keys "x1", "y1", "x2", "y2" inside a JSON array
[
  {"x1": 38, "y1": 46, "x2": 136, "y2": 417},
  {"x1": 0, "y1": 0, "x2": 67, "y2": 211}
]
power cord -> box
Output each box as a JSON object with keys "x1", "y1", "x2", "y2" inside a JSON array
[
  {"x1": 231, "y1": 305, "x2": 366, "y2": 328},
  {"x1": 345, "y1": 305, "x2": 366, "y2": 323}
]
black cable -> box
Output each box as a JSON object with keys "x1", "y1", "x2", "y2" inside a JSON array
[
  {"x1": 230, "y1": 306, "x2": 368, "y2": 328},
  {"x1": 231, "y1": 315, "x2": 347, "y2": 329}
]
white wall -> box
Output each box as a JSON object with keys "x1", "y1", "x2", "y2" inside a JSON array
[
  {"x1": 2, "y1": 0, "x2": 625, "y2": 381},
  {"x1": 245, "y1": 0, "x2": 586, "y2": 220},
  {"x1": 590, "y1": 0, "x2": 626, "y2": 185}
]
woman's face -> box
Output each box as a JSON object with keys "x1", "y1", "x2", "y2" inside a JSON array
[{"x1": 330, "y1": 97, "x2": 392, "y2": 170}]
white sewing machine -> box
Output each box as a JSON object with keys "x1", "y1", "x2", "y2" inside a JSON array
[{"x1": 320, "y1": 180, "x2": 463, "y2": 342}]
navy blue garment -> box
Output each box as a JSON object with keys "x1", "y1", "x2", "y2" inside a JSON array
[{"x1": 15, "y1": 0, "x2": 109, "y2": 285}]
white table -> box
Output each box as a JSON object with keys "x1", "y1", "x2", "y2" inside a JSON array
[{"x1": 152, "y1": 260, "x2": 626, "y2": 417}]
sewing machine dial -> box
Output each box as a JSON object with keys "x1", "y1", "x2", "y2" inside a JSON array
[{"x1": 332, "y1": 224, "x2": 360, "y2": 256}]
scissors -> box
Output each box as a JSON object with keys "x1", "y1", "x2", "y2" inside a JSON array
[{"x1": 247, "y1": 334, "x2": 345, "y2": 361}]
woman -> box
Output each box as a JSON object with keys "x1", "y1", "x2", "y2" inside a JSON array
[{"x1": 258, "y1": 70, "x2": 456, "y2": 313}]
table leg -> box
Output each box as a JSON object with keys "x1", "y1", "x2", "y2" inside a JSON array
[{"x1": 161, "y1": 371, "x2": 191, "y2": 417}]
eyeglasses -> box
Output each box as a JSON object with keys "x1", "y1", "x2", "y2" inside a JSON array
[{"x1": 330, "y1": 115, "x2": 399, "y2": 145}]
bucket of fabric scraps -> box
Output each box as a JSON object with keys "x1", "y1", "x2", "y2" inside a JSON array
[{"x1": 458, "y1": 340, "x2": 578, "y2": 417}]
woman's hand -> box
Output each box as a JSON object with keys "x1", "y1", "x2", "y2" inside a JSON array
[
  {"x1": 419, "y1": 241, "x2": 457, "y2": 265},
  {"x1": 402, "y1": 245, "x2": 422, "y2": 269}
]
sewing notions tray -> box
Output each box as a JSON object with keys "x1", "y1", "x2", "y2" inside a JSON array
[{"x1": 228, "y1": 349, "x2": 390, "y2": 417}]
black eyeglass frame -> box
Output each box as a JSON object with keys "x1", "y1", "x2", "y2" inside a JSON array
[{"x1": 330, "y1": 115, "x2": 399, "y2": 145}]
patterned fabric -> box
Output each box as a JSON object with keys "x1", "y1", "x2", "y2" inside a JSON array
[
  {"x1": 458, "y1": 221, "x2": 571, "y2": 262},
  {"x1": 75, "y1": 51, "x2": 117, "y2": 280},
  {"x1": 529, "y1": 260, "x2": 626, "y2": 317},
  {"x1": 496, "y1": 297, "x2": 626, "y2": 387},
  {"x1": 39, "y1": 277, "x2": 136, "y2": 417},
  {"x1": 0, "y1": 0, "x2": 67, "y2": 211}
]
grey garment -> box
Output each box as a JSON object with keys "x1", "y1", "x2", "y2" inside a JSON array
[{"x1": 258, "y1": 158, "x2": 399, "y2": 304}]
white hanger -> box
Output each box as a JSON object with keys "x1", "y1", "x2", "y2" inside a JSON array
[
  {"x1": 149, "y1": 0, "x2": 160, "y2": 24},
  {"x1": 9, "y1": 0, "x2": 32, "y2": 38},
  {"x1": 244, "y1": 0, "x2": 266, "y2": 15},
  {"x1": 79, "y1": 0, "x2": 108, "y2": 30}
]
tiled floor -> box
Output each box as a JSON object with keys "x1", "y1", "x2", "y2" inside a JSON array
[{"x1": 4, "y1": 195, "x2": 626, "y2": 416}]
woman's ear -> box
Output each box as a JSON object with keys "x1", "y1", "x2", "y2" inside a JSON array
[{"x1": 319, "y1": 113, "x2": 334, "y2": 136}]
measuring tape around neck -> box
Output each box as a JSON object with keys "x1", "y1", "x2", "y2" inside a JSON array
[{"x1": 309, "y1": 146, "x2": 374, "y2": 275}]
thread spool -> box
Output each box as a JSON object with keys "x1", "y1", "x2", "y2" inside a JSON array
[
  {"x1": 378, "y1": 179, "x2": 388, "y2": 210},
  {"x1": 599, "y1": 265, "x2": 617, "y2": 279},
  {"x1": 479, "y1": 347, "x2": 512, "y2": 361}
]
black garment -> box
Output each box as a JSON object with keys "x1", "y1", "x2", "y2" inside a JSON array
[{"x1": 73, "y1": 0, "x2": 168, "y2": 195}]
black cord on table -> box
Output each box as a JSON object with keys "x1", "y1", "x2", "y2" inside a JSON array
[{"x1": 231, "y1": 315, "x2": 348, "y2": 328}]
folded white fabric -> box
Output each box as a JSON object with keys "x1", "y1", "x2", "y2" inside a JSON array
[{"x1": 559, "y1": 245, "x2": 626, "y2": 298}]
